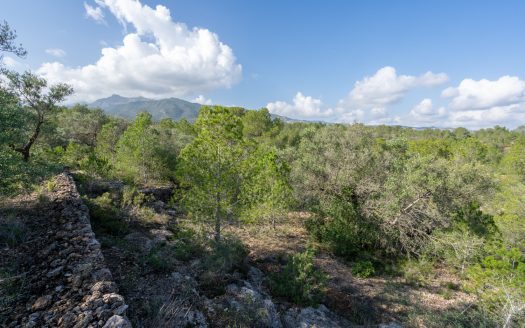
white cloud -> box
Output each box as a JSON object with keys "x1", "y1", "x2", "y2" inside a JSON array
[
  {"x1": 84, "y1": 2, "x2": 106, "y2": 24},
  {"x1": 192, "y1": 95, "x2": 212, "y2": 105},
  {"x1": 446, "y1": 104, "x2": 525, "y2": 129},
  {"x1": 442, "y1": 76, "x2": 525, "y2": 111},
  {"x1": 266, "y1": 67, "x2": 448, "y2": 123},
  {"x1": 40, "y1": 0, "x2": 242, "y2": 102},
  {"x1": 45, "y1": 48, "x2": 66, "y2": 58},
  {"x1": 267, "y1": 92, "x2": 335, "y2": 119},
  {"x1": 409, "y1": 98, "x2": 447, "y2": 124},
  {"x1": 346, "y1": 66, "x2": 448, "y2": 108},
  {"x1": 1, "y1": 56, "x2": 28, "y2": 72},
  {"x1": 339, "y1": 109, "x2": 365, "y2": 123}
]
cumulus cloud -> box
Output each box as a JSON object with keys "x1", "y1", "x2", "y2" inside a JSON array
[
  {"x1": 192, "y1": 95, "x2": 212, "y2": 105},
  {"x1": 267, "y1": 67, "x2": 448, "y2": 123},
  {"x1": 40, "y1": 0, "x2": 242, "y2": 102},
  {"x1": 267, "y1": 92, "x2": 335, "y2": 119},
  {"x1": 446, "y1": 104, "x2": 525, "y2": 129},
  {"x1": 84, "y1": 2, "x2": 106, "y2": 23},
  {"x1": 345, "y1": 66, "x2": 448, "y2": 108},
  {"x1": 45, "y1": 48, "x2": 66, "y2": 58},
  {"x1": 409, "y1": 98, "x2": 447, "y2": 124},
  {"x1": 442, "y1": 76, "x2": 525, "y2": 111}
]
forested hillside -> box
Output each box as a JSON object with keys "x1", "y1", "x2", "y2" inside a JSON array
[{"x1": 1, "y1": 20, "x2": 525, "y2": 328}]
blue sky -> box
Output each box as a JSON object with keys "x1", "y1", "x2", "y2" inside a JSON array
[{"x1": 2, "y1": 0, "x2": 525, "y2": 128}]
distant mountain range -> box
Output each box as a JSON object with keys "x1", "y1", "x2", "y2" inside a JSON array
[
  {"x1": 89, "y1": 94, "x2": 302, "y2": 123},
  {"x1": 89, "y1": 94, "x2": 202, "y2": 121},
  {"x1": 87, "y1": 95, "x2": 458, "y2": 130}
]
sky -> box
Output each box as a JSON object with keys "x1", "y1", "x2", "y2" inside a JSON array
[{"x1": 1, "y1": 0, "x2": 525, "y2": 129}]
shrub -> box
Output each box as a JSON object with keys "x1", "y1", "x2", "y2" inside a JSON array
[
  {"x1": 145, "y1": 244, "x2": 178, "y2": 273},
  {"x1": 401, "y1": 257, "x2": 435, "y2": 286},
  {"x1": 270, "y1": 248, "x2": 326, "y2": 306},
  {"x1": 85, "y1": 193, "x2": 128, "y2": 236},
  {"x1": 121, "y1": 185, "x2": 149, "y2": 208},
  {"x1": 466, "y1": 245, "x2": 525, "y2": 327},
  {"x1": 170, "y1": 227, "x2": 204, "y2": 261},
  {"x1": 203, "y1": 236, "x2": 248, "y2": 273},
  {"x1": 352, "y1": 260, "x2": 375, "y2": 278}
]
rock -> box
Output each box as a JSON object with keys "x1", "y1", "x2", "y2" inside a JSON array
[
  {"x1": 91, "y1": 281, "x2": 118, "y2": 294},
  {"x1": 218, "y1": 282, "x2": 282, "y2": 328},
  {"x1": 102, "y1": 293, "x2": 125, "y2": 306},
  {"x1": 73, "y1": 310, "x2": 93, "y2": 328},
  {"x1": 282, "y1": 305, "x2": 351, "y2": 328},
  {"x1": 183, "y1": 310, "x2": 208, "y2": 328},
  {"x1": 32, "y1": 295, "x2": 52, "y2": 311},
  {"x1": 46, "y1": 265, "x2": 63, "y2": 278},
  {"x1": 102, "y1": 315, "x2": 132, "y2": 328},
  {"x1": 91, "y1": 268, "x2": 113, "y2": 281},
  {"x1": 113, "y1": 304, "x2": 128, "y2": 315},
  {"x1": 379, "y1": 323, "x2": 403, "y2": 328},
  {"x1": 247, "y1": 266, "x2": 264, "y2": 291}
]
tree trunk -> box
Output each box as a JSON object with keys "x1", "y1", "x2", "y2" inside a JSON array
[
  {"x1": 12, "y1": 117, "x2": 43, "y2": 162},
  {"x1": 214, "y1": 203, "x2": 221, "y2": 244}
]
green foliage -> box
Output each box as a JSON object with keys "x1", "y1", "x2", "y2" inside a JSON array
[
  {"x1": 466, "y1": 246, "x2": 525, "y2": 326},
  {"x1": 203, "y1": 236, "x2": 248, "y2": 273},
  {"x1": 54, "y1": 105, "x2": 109, "y2": 147},
  {"x1": 240, "y1": 146, "x2": 293, "y2": 225},
  {"x1": 121, "y1": 185, "x2": 149, "y2": 208},
  {"x1": 170, "y1": 226, "x2": 205, "y2": 261},
  {"x1": 145, "y1": 244, "x2": 179, "y2": 273},
  {"x1": 3, "y1": 71, "x2": 73, "y2": 161},
  {"x1": 177, "y1": 106, "x2": 291, "y2": 242},
  {"x1": 352, "y1": 260, "x2": 375, "y2": 278},
  {"x1": 270, "y1": 248, "x2": 326, "y2": 306},
  {"x1": 401, "y1": 257, "x2": 436, "y2": 286},
  {"x1": 85, "y1": 193, "x2": 128, "y2": 236}
]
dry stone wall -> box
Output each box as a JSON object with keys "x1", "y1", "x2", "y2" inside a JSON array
[{"x1": 6, "y1": 172, "x2": 131, "y2": 328}]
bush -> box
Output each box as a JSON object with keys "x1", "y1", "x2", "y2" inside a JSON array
[
  {"x1": 352, "y1": 260, "x2": 375, "y2": 278},
  {"x1": 401, "y1": 257, "x2": 435, "y2": 286},
  {"x1": 270, "y1": 248, "x2": 326, "y2": 306},
  {"x1": 466, "y1": 245, "x2": 525, "y2": 326},
  {"x1": 121, "y1": 185, "x2": 149, "y2": 208},
  {"x1": 145, "y1": 244, "x2": 178, "y2": 273},
  {"x1": 170, "y1": 227, "x2": 205, "y2": 261},
  {"x1": 203, "y1": 236, "x2": 248, "y2": 273},
  {"x1": 85, "y1": 193, "x2": 128, "y2": 236}
]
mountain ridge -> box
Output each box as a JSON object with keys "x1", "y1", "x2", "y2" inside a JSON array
[{"x1": 88, "y1": 94, "x2": 303, "y2": 123}]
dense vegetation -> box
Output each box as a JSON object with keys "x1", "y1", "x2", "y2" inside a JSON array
[{"x1": 2, "y1": 21, "x2": 525, "y2": 326}]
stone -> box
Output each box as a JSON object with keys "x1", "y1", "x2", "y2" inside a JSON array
[
  {"x1": 32, "y1": 295, "x2": 52, "y2": 311},
  {"x1": 247, "y1": 266, "x2": 264, "y2": 291},
  {"x1": 91, "y1": 281, "x2": 118, "y2": 294},
  {"x1": 113, "y1": 304, "x2": 128, "y2": 316},
  {"x1": 102, "y1": 293, "x2": 125, "y2": 306},
  {"x1": 102, "y1": 315, "x2": 132, "y2": 328},
  {"x1": 46, "y1": 266, "x2": 64, "y2": 278},
  {"x1": 282, "y1": 305, "x2": 351, "y2": 328}
]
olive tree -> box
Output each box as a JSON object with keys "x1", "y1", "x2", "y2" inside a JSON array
[{"x1": 5, "y1": 71, "x2": 73, "y2": 161}]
